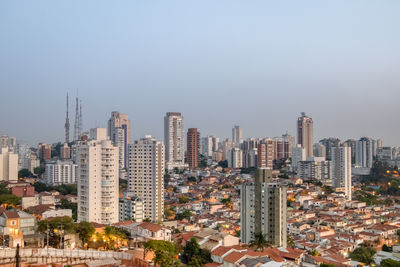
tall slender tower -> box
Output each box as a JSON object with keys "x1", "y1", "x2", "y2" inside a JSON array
[
  {"x1": 297, "y1": 112, "x2": 313, "y2": 158},
  {"x1": 187, "y1": 128, "x2": 200, "y2": 169},
  {"x1": 74, "y1": 97, "x2": 80, "y2": 142},
  {"x1": 164, "y1": 112, "x2": 186, "y2": 170},
  {"x1": 64, "y1": 93, "x2": 70, "y2": 143}
]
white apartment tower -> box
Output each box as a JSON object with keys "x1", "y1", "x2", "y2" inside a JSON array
[
  {"x1": 45, "y1": 160, "x2": 77, "y2": 186},
  {"x1": 108, "y1": 111, "x2": 131, "y2": 170},
  {"x1": 232, "y1": 125, "x2": 243, "y2": 146},
  {"x1": 356, "y1": 137, "x2": 373, "y2": 168},
  {"x1": 0, "y1": 147, "x2": 18, "y2": 181},
  {"x1": 228, "y1": 147, "x2": 243, "y2": 168},
  {"x1": 77, "y1": 128, "x2": 119, "y2": 224},
  {"x1": 164, "y1": 112, "x2": 186, "y2": 169},
  {"x1": 128, "y1": 136, "x2": 165, "y2": 222},
  {"x1": 332, "y1": 146, "x2": 352, "y2": 200}
]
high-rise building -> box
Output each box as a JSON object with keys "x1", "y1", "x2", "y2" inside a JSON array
[
  {"x1": 60, "y1": 143, "x2": 71, "y2": 159},
  {"x1": 356, "y1": 137, "x2": 373, "y2": 168},
  {"x1": 0, "y1": 147, "x2": 18, "y2": 181},
  {"x1": 0, "y1": 134, "x2": 16, "y2": 152},
  {"x1": 257, "y1": 139, "x2": 275, "y2": 169},
  {"x1": 77, "y1": 128, "x2": 119, "y2": 224},
  {"x1": 313, "y1": 143, "x2": 326, "y2": 158},
  {"x1": 298, "y1": 157, "x2": 332, "y2": 182},
  {"x1": 37, "y1": 143, "x2": 51, "y2": 161},
  {"x1": 319, "y1": 138, "x2": 341, "y2": 160},
  {"x1": 222, "y1": 139, "x2": 233, "y2": 161},
  {"x1": 108, "y1": 111, "x2": 131, "y2": 169},
  {"x1": 332, "y1": 147, "x2": 352, "y2": 200},
  {"x1": 291, "y1": 144, "x2": 306, "y2": 169},
  {"x1": 201, "y1": 136, "x2": 219, "y2": 158},
  {"x1": 232, "y1": 125, "x2": 243, "y2": 146},
  {"x1": 274, "y1": 134, "x2": 294, "y2": 160},
  {"x1": 241, "y1": 169, "x2": 287, "y2": 247},
  {"x1": 228, "y1": 147, "x2": 243, "y2": 168},
  {"x1": 119, "y1": 192, "x2": 144, "y2": 222},
  {"x1": 297, "y1": 112, "x2": 313, "y2": 158},
  {"x1": 242, "y1": 138, "x2": 261, "y2": 168},
  {"x1": 344, "y1": 139, "x2": 356, "y2": 164},
  {"x1": 45, "y1": 160, "x2": 77, "y2": 186},
  {"x1": 128, "y1": 136, "x2": 164, "y2": 222},
  {"x1": 164, "y1": 112, "x2": 186, "y2": 170},
  {"x1": 377, "y1": 139, "x2": 384, "y2": 149},
  {"x1": 187, "y1": 128, "x2": 200, "y2": 169}
]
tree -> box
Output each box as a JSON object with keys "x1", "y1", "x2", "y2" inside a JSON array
[
  {"x1": 381, "y1": 258, "x2": 400, "y2": 267},
  {"x1": 179, "y1": 196, "x2": 190, "y2": 204},
  {"x1": 182, "y1": 238, "x2": 212, "y2": 266},
  {"x1": 199, "y1": 159, "x2": 207, "y2": 168},
  {"x1": 308, "y1": 249, "x2": 319, "y2": 256},
  {"x1": 249, "y1": 232, "x2": 271, "y2": 252},
  {"x1": 18, "y1": 169, "x2": 34, "y2": 178},
  {"x1": 349, "y1": 245, "x2": 376, "y2": 265},
  {"x1": 36, "y1": 217, "x2": 75, "y2": 248},
  {"x1": 33, "y1": 166, "x2": 45, "y2": 177},
  {"x1": 382, "y1": 244, "x2": 392, "y2": 252},
  {"x1": 75, "y1": 221, "x2": 95, "y2": 248},
  {"x1": 175, "y1": 210, "x2": 192, "y2": 221},
  {"x1": 144, "y1": 240, "x2": 181, "y2": 267},
  {"x1": 0, "y1": 194, "x2": 20, "y2": 207},
  {"x1": 218, "y1": 160, "x2": 228, "y2": 168},
  {"x1": 287, "y1": 236, "x2": 295, "y2": 248},
  {"x1": 104, "y1": 226, "x2": 129, "y2": 250},
  {"x1": 33, "y1": 182, "x2": 50, "y2": 193}
]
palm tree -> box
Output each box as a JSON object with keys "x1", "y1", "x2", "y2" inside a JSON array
[{"x1": 249, "y1": 232, "x2": 271, "y2": 252}]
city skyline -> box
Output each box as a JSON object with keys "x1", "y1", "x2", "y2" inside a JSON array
[{"x1": 1, "y1": 1, "x2": 400, "y2": 145}]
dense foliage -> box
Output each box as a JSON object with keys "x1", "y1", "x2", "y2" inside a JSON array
[
  {"x1": 349, "y1": 245, "x2": 376, "y2": 264},
  {"x1": 182, "y1": 238, "x2": 212, "y2": 267}
]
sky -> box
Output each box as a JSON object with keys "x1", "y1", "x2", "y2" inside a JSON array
[{"x1": 1, "y1": 1, "x2": 400, "y2": 146}]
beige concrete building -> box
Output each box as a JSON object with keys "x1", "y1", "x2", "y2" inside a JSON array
[
  {"x1": 77, "y1": 128, "x2": 119, "y2": 224},
  {"x1": 0, "y1": 147, "x2": 18, "y2": 181},
  {"x1": 128, "y1": 135, "x2": 164, "y2": 222},
  {"x1": 241, "y1": 169, "x2": 287, "y2": 247},
  {"x1": 164, "y1": 112, "x2": 186, "y2": 170},
  {"x1": 297, "y1": 112, "x2": 314, "y2": 158}
]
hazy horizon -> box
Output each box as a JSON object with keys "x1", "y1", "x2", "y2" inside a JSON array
[{"x1": 1, "y1": 1, "x2": 400, "y2": 146}]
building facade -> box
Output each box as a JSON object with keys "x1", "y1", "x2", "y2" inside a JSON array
[
  {"x1": 241, "y1": 169, "x2": 287, "y2": 247},
  {"x1": 297, "y1": 112, "x2": 313, "y2": 158},
  {"x1": 128, "y1": 136, "x2": 164, "y2": 222},
  {"x1": 187, "y1": 128, "x2": 200, "y2": 169},
  {"x1": 332, "y1": 146, "x2": 352, "y2": 200},
  {"x1": 164, "y1": 112, "x2": 186, "y2": 170},
  {"x1": 77, "y1": 128, "x2": 119, "y2": 224},
  {"x1": 45, "y1": 160, "x2": 77, "y2": 185},
  {"x1": 0, "y1": 147, "x2": 18, "y2": 182}
]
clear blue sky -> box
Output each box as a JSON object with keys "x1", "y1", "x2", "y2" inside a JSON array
[{"x1": 1, "y1": 1, "x2": 400, "y2": 146}]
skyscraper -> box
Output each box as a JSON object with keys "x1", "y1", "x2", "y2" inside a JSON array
[
  {"x1": 297, "y1": 112, "x2": 313, "y2": 158},
  {"x1": 0, "y1": 147, "x2": 18, "y2": 182},
  {"x1": 257, "y1": 139, "x2": 275, "y2": 169},
  {"x1": 187, "y1": 128, "x2": 200, "y2": 169},
  {"x1": 319, "y1": 138, "x2": 341, "y2": 160},
  {"x1": 232, "y1": 125, "x2": 243, "y2": 146},
  {"x1": 164, "y1": 112, "x2": 186, "y2": 169},
  {"x1": 128, "y1": 136, "x2": 164, "y2": 222},
  {"x1": 77, "y1": 128, "x2": 119, "y2": 224},
  {"x1": 228, "y1": 147, "x2": 243, "y2": 168},
  {"x1": 356, "y1": 137, "x2": 373, "y2": 168},
  {"x1": 108, "y1": 111, "x2": 131, "y2": 170},
  {"x1": 241, "y1": 169, "x2": 287, "y2": 247},
  {"x1": 37, "y1": 143, "x2": 52, "y2": 161},
  {"x1": 332, "y1": 146, "x2": 352, "y2": 200}
]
